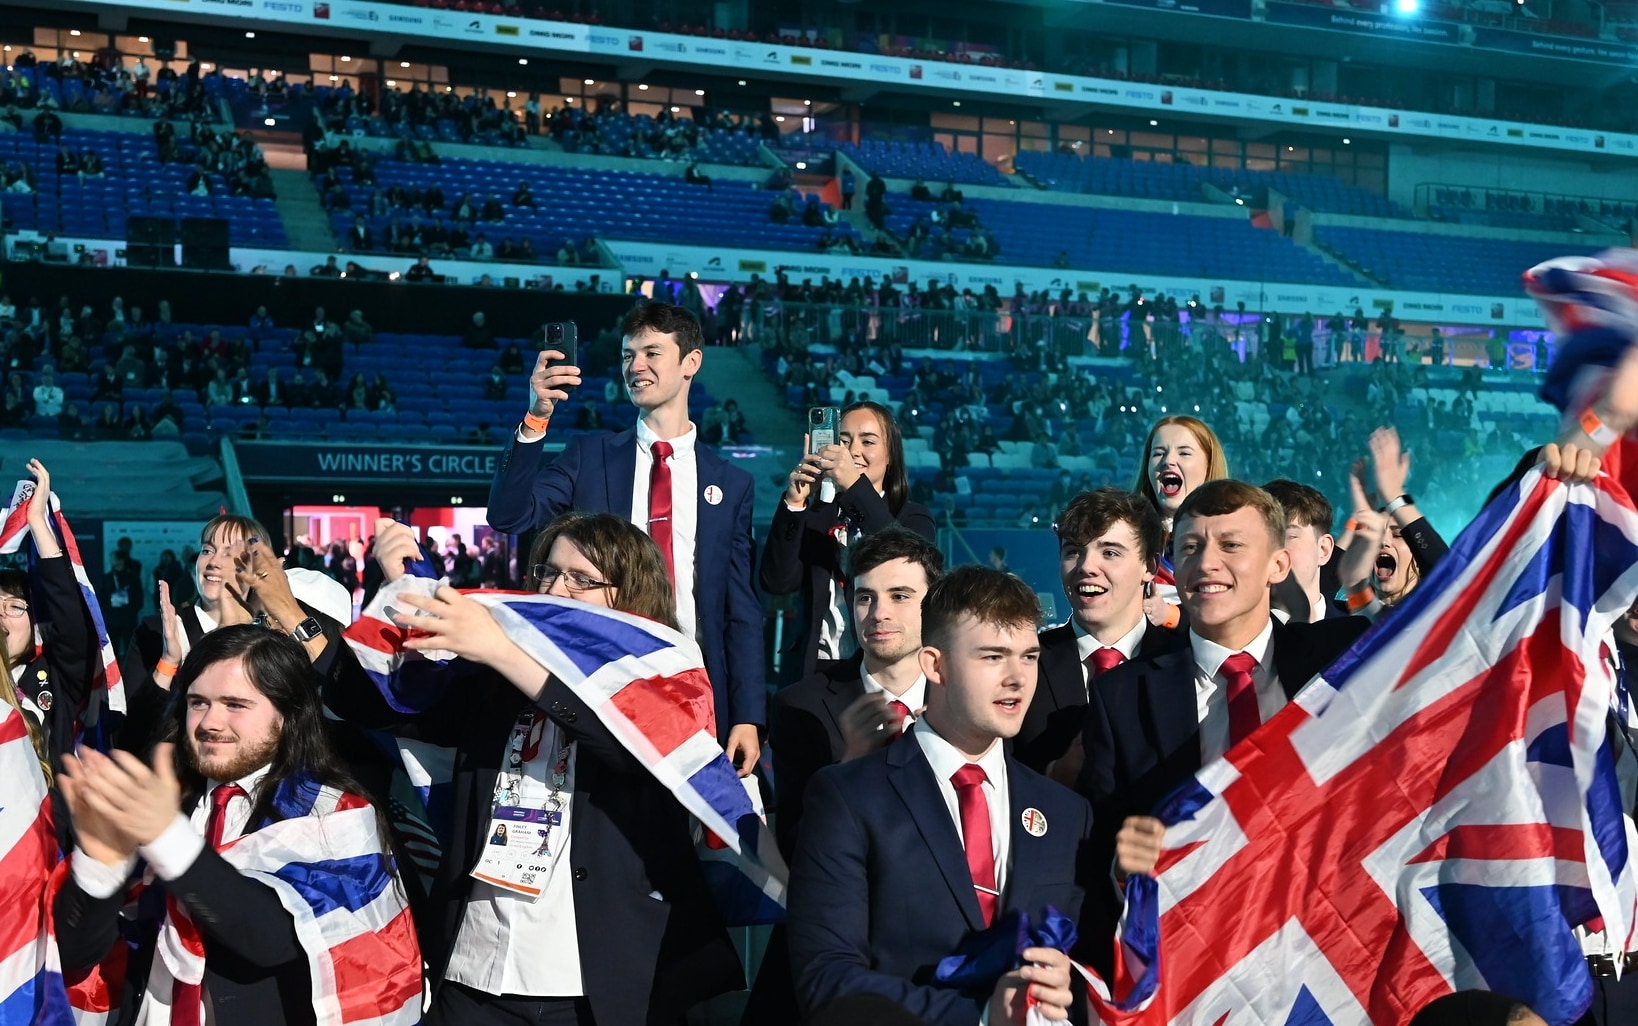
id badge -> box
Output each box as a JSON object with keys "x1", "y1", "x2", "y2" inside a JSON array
[{"x1": 470, "y1": 805, "x2": 562, "y2": 899}]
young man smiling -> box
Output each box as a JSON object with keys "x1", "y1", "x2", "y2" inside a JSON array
[
  {"x1": 789, "y1": 566, "x2": 1138, "y2": 1026},
  {"x1": 488, "y1": 302, "x2": 764, "y2": 773},
  {"x1": 1016, "y1": 488, "x2": 1185, "y2": 777},
  {"x1": 1075, "y1": 480, "x2": 1367, "y2": 951}
]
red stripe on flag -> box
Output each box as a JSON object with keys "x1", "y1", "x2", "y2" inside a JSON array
[
  {"x1": 342, "y1": 615, "x2": 410, "y2": 658},
  {"x1": 1408, "y1": 823, "x2": 1587, "y2": 865},
  {"x1": 327, "y1": 905, "x2": 423, "y2": 1022},
  {"x1": 607, "y1": 668, "x2": 718, "y2": 751},
  {"x1": 0, "y1": 796, "x2": 57, "y2": 970}
]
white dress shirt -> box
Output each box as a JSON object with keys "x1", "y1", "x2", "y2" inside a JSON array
[
  {"x1": 1190, "y1": 619, "x2": 1283, "y2": 764},
  {"x1": 1072, "y1": 617, "x2": 1147, "y2": 694},
  {"x1": 631, "y1": 420, "x2": 699, "y2": 640},
  {"x1": 445, "y1": 718, "x2": 583, "y2": 997},
  {"x1": 913, "y1": 719, "x2": 1011, "y2": 898},
  {"x1": 861, "y1": 669, "x2": 927, "y2": 730}
]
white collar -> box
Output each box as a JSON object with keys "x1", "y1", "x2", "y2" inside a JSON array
[
  {"x1": 636, "y1": 418, "x2": 697, "y2": 456},
  {"x1": 207, "y1": 761, "x2": 273, "y2": 803},
  {"x1": 912, "y1": 716, "x2": 1008, "y2": 787},
  {"x1": 1072, "y1": 616, "x2": 1146, "y2": 661},
  {"x1": 1190, "y1": 618, "x2": 1275, "y2": 680},
  {"x1": 862, "y1": 668, "x2": 927, "y2": 711}
]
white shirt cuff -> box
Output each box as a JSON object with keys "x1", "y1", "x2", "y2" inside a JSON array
[
  {"x1": 514, "y1": 424, "x2": 545, "y2": 443},
  {"x1": 71, "y1": 848, "x2": 136, "y2": 899},
  {"x1": 139, "y1": 813, "x2": 206, "y2": 882}
]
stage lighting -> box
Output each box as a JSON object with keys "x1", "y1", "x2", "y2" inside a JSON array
[{"x1": 1395, "y1": 0, "x2": 1419, "y2": 14}]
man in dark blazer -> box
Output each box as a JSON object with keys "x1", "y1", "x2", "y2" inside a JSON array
[
  {"x1": 54, "y1": 627, "x2": 421, "y2": 1026},
  {"x1": 1016, "y1": 488, "x2": 1185, "y2": 778},
  {"x1": 789, "y1": 566, "x2": 1164, "y2": 1026},
  {"x1": 1077, "y1": 480, "x2": 1368, "y2": 953},
  {"x1": 487, "y1": 301, "x2": 764, "y2": 772},
  {"x1": 770, "y1": 527, "x2": 945, "y2": 856}
]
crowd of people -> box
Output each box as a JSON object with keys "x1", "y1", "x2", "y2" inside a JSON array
[
  {"x1": 4, "y1": 297, "x2": 1630, "y2": 1026},
  {"x1": 0, "y1": 48, "x2": 219, "y2": 121}
]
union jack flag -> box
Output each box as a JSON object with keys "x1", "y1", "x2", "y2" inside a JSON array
[
  {"x1": 0, "y1": 702, "x2": 73, "y2": 1026},
  {"x1": 137, "y1": 786, "x2": 423, "y2": 1026},
  {"x1": 0, "y1": 481, "x2": 125, "y2": 715},
  {"x1": 1086, "y1": 466, "x2": 1638, "y2": 1026},
  {"x1": 344, "y1": 577, "x2": 788, "y2": 917}
]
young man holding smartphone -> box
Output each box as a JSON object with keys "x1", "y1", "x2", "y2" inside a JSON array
[{"x1": 487, "y1": 301, "x2": 765, "y2": 775}]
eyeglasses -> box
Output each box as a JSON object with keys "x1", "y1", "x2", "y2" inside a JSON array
[
  {"x1": 531, "y1": 565, "x2": 613, "y2": 593},
  {"x1": 0, "y1": 599, "x2": 28, "y2": 619}
]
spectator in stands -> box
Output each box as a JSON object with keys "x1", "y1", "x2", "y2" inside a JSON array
[
  {"x1": 480, "y1": 194, "x2": 505, "y2": 222},
  {"x1": 763, "y1": 400, "x2": 936, "y2": 681},
  {"x1": 462, "y1": 311, "x2": 495, "y2": 349},
  {"x1": 482, "y1": 365, "x2": 509, "y2": 402},
  {"x1": 124, "y1": 405, "x2": 154, "y2": 441},
  {"x1": 58, "y1": 402, "x2": 87, "y2": 441},
  {"x1": 0, "y1": 373, "x2": 29, "y2": 426},
  {"x1": 470, "y1": 233, "x2": 495, "y2": 260},
  {"x1": 498, "y1": 343, "x2": 525, "y2": 375},
  {"x1": 511, "y1": 180, "x2": 535, "y2": 208},
  {"x1": 31, "y1": 365, "x2": 62, "y2": 418},
  {"x1": 90, "y1": 403, "x2": 121, "y2": 440},
  {"x1": 310, "y1": 255, "x2": 343, "y2": 277},
  {"x1": 405, "y1": 255, "x2": 435, "y2": 282},
  {"x1": 342, "y1": 310, "x2": 374, "y2": 350},
  {"x1": 153, "y1": 391, "x2": 183, "y2": 430},
  {"x1": 348, "y1": 215, "x2": 373, "y2": 253},
  {"x1": 32, "y1": 109, "x2": 62, "y2": 145}
]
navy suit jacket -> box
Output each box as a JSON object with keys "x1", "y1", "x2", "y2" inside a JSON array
[
  {"x1": 787, "y1": 733, "x2": 1094, "y2": 1026},
  {"x1": 488, "y1": 427, "x2": 766, "y2": 734}
]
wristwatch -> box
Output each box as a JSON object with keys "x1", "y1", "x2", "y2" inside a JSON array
[
  {"x1": 291, "y1": 616, "x2": 324, "y2": 643},
  {"x1": 1381, "y1": 494, "x2": 1414, "y2": 516}
]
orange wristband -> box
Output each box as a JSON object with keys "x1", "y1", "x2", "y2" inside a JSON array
[
  {"x1": 1161, "y1": 603, "x2": 1181, "y2": 629},
  {"x1": 1581, "y1": 407, "x2": 1619, "y2": 446},
  {"x1": 156, "y1": 658, "x2": 180, "y2": 677},
  {"x1": 1346, "y1": 587, "x2": 1376, "y2": 613},
  {"x1": 1345, "y1": 518, "x2": 1361, "y2": 532},
  {"x1": 523, "y1": 411, "x2": 550, "y2": 434}
]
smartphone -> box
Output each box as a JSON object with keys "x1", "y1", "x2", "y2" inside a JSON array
[
  {"x1": 809, "y1": 406, "x2": 839, "y2": 502},
  {"x1": 544, "y1": 321, "x2": 578, "y2": 367}
]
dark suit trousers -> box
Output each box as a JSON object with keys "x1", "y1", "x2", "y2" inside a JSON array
[{"x1": 431, "y1": 983, "x2": 595, "y2": 1026}]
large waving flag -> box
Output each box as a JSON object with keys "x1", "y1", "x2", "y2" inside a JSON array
[
  {"x1": 1087, "y1": 466, "x2": 1638, "y2": 1026},
  {"x1": 0, "y1": 480, "x2": 125, "y2": 714},
  {"x1": 138, "y1": 786, "x2": 422, "y2": 1026},
  {"x1": 0, "y1": 703, "x2": 73, "y2": 1026},
  {"x1": 344, "y1": 577, "x2": 788, "y2": 917}
]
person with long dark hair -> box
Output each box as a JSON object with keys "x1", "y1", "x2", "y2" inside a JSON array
[
  {"x1": 762, "y1": 400, "x2": 935, "y2": 682},
  {"x1": 53, "y1": 626, "x2": 422, "y2": 1026},
  {"x1": 324, "y1": 512, "x2": 742, "y2": 1026}
]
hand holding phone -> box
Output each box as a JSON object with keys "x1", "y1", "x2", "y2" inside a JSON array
[{"x1": 809, "y1": 406, "x2": 839, "y2": 503}]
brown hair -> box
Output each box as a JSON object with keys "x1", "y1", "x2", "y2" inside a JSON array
[
  {"x1": 921, "y1": 565, "x2": 1040, "y2": 651},
  {"x1": 1054, "y1": 487, "x2": 1165, "y2": 563},
  {"x1": 199, "y1": 513, "x2": 273, "y2": 549},
  {"x1": 847, "y1": 526, "x2": 944, "y2": 586},
  {"x1": 1262, "y1": 479, "x2": 1335, "y2": 534},
  {"x1": 841, "y1": 400, "x2": 910, "y2": 515},
  {"x1": 1174, "y1": 479, "x2": 1287, "y2": 547},
  {"x1": 527, "y1": 512, "x2": 680, "y2": 631},
  {"x1": 1132, "y1": 415, "x2": 1230, "y2": 510},
  {"x1": 621, "y1": 301, "x2": 703, "y2": 358}
]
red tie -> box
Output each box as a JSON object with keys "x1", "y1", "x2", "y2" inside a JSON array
[
  {"x1": 1222, "y1": 652, "x2": 1261, "y2": 749},
  {"x1": 648, "y1": 440, "x2": 675, "y2": 581},
  {"x1": 950, "y1": 764, "x2": 998, "y2": 926},
  {"x1": 1087, "y1": 647, "x2": 1125, "y2": 678},
  {"x1": 172, "y1": 783, "x2": 246, "y2": 1026},
  {"x1": 888, "y1": 699, "x2": 912, "y2": 736}
]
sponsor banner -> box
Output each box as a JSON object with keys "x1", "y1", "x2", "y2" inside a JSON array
[
  {"x1": 1265, "y1": 2, "x2": 1460, "y2": 41},
  {"x1": 46, "y1": 0, "x2": 1638, "y2": 158},
  {"x1": 1471, "y1": 27, "x2": 1638, "y2": 63},
  {"x1": 234, "y1": 442, "x2": 503, "y2": 482},
  {"x1": 1106, "y1": 0, "x2": 1253, "y2": 19},
  {"x1": 598, "y1": 240, "x2": 1550, "y2": 327}
]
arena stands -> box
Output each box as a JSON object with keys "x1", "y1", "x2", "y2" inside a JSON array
[
  {"x1": 1311, "y1": 225, "x2": 1601, "y2": 294},
  {"x1": 0, "y1": 126, "x2": 285, "y2": 246},
  {"x1": 840, "y1": 140, "x2": 1009, "y2": 188},
  {"x1": 323, "y1": 155, "x2": 851, "y2": 257}
]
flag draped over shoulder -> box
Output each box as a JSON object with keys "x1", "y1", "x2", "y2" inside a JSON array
[
  {"x1": 0, "y1": 703, "x2": 73, "y2": 1026},
  {"x1": 1086, "y1": 467, "x2": 1638, "y2": 1026},
  {"x1": 343, "y1": 577, "x2": 788, "y2": 916},
  {"x1": 0, "y1": 481, "x2": 125, "y2": 714},
  {"x1": 139, "y1": 785, "x2": 422, "y2": 1026}
]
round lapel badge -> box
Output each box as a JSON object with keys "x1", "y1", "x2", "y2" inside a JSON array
[
  {"x1": 36, "y1": 689, "x2": 52, "y2": 712},
  {"x1": 703, "y1": 484, "x2": 724, "y2": 506},
  {"x1": 1021, "y1": 808, "x2": 1048, "y2": 837}
]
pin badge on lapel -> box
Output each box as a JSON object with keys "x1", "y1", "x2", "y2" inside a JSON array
[
  {"x1": 703, "y1": 484, "x2": 723, "y2": 506},
  {"x1": 1021, "y1": 808, "x2": 1047, "y2": 837},
  {"x1": 36, "y1": 690, "x2": 52, "y2": 712}
]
